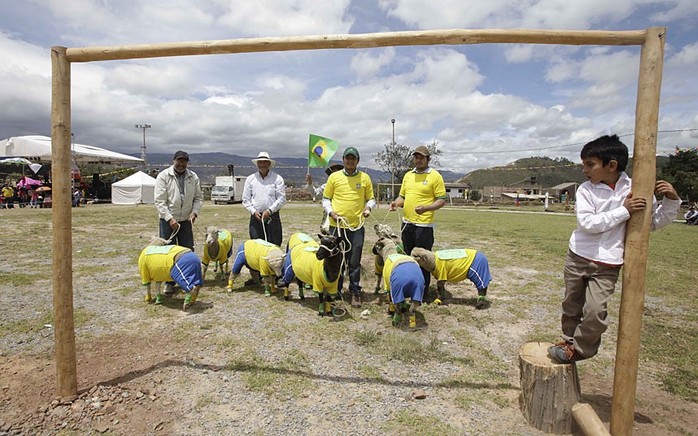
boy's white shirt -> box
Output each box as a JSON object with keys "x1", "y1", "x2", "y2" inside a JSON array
[{"x1": 569, "y1": 172, "x2": 681, "y2": 265}]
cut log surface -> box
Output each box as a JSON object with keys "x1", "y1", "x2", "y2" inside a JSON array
[{"x1": 519, "y1": 342, "x2": 581, "y2": 434}]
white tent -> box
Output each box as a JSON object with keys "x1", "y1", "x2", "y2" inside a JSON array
[
  {"x1": 1, "y1": 135, "x2": 143, "y2": 164},
  {"x1": 111, "y1": 171, "x2": 156, "y2": 204}
]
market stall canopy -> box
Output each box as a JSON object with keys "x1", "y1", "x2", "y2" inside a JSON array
[
  {"x1": 17, "y1": 176, "x2": 43, "y2": 188},
  {"x1": 1, "y1": 135, "x2": 143, "y2": 164}
]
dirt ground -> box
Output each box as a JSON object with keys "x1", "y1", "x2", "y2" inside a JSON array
[
  {"x1": 1, "y1": 204, "x2": 696, "y2": 435},
  {"x1": 2, "y1": 294, "x2": 696, "y2": 435}
]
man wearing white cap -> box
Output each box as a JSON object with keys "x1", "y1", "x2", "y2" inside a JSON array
[{"x1": 242, "y1": 151, "x2": 286, "y2": 248}]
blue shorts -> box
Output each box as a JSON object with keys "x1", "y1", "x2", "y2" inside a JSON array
[
  {"x1": 467, "y1": 252, "x2": 492, "y2": 291},
  {"x1": 170, "y1": 252, "x2": 203, "y2": 292},
  {"x1": 390, "y1": 262, "x2": 424, "y2": 304},
  {"x1": 231, "y1": 244, "x2": 250, "y2": 275},
  {"x1": 281, "y1": 254, "x2": 295, "y2": 284}
]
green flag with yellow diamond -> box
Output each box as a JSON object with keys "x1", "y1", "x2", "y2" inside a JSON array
[{"x1": 308, "y1": 134, "x2": 339, "y2": 168}]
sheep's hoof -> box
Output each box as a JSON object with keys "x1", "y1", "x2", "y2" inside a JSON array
[
  {"x1": 226, "y1": 287, "x2": 233, "y2": 293},
  {"x1": 391, "y1": 312, "x2": 402, "y2": 327},
  {"x1": 183, "y1": 295, "x2": 193, "y2": 311},
  {"x1": 155, "y1": 294, "x2": 164, "y2": 305}
]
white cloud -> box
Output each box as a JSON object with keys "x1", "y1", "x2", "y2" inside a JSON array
[
  {"x1": 350, "y1": 47, "x2": 395, "y2": 80},
  {"x1": 1, "y1": 1, "x2": 696, "y2": 175}
]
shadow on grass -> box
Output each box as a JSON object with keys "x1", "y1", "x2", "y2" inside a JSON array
[{"x1": 90, "y1": 358, "x2": 519, "y2": 393}]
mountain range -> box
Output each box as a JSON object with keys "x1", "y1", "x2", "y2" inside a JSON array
[{"x1": 143, "y1": 152, "x2": 466, "y2": 186}]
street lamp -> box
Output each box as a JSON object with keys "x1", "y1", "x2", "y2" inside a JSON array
[
  {"x1": 135, "y1": 124, "x2": 151, "y2": 167},
  {"x1": 390, "y1": 118, "x2": 396, "y2": 199}
]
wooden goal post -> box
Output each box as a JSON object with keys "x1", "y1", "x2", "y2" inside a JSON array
[{"x1": 51, "y1": 27, "x2": 666, "y2": 436}]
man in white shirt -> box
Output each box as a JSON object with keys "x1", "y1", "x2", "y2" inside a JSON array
[{"x1": 242, "y1": 151, "x2": 286, "y2": 248}]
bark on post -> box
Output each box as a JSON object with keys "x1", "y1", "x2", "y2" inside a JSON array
[
  {"x1": 610, "y1": 27, "x2": 666, "y2": 436},
  {"x1": 519, "y1": 342, "x2": 581, "y2": 434},
  {"x1": 64, "y1": 29, "x2": 647, "y2": 63},
  {"x1": 51, "y1": 46, "x2": 77, "y2": 398}
]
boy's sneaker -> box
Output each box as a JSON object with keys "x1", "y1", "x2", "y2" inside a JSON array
[
  {"x1": 475, "y1": 296, "x2": 488, "y2": 310},
  {"x1": 547, "y1": 343, "x2": 586, "y2": 364}
]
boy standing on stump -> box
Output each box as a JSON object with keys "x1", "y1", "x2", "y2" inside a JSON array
[{"x1": 548, "y1": 135, "x2": 680, "y2": 364}]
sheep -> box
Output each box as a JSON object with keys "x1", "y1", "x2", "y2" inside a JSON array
[
  {"x1": 137, "y1": 237, "x2": 203, "y2": 311},
  {"x1": 410, "y1": 247, "x2": 492, "y2": 309},
  {"x1": 372, "y1": 223, "x2": 404, "y2": 300},
  {"x1": 226, "y1": 239, "x2": 285, "y2": 296},
  {"x1": 202, "y1": 226, "x2": 234, "y2": 281},
  {"x1": 279, "y1": 232, "x2": 319, "y2": 300},
  {"x1": 372, "y1": 236, "x2": 424, "y2": 328},
  {"x1": 278, "y1": 233, "x2": 342, "y2": 316}
]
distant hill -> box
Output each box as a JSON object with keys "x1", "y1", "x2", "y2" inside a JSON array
[
  {"x1": 459, "y1": 157, "x2": 584, "y2": 190},
  {"x1": 459, "y1": 155, "x2": 671, "y2": 190},
  {"x1": 143, "y1": 152, "x2": 465, "y2": 185}
]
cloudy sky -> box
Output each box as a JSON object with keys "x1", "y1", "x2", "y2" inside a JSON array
[{"x1": 1, "y1": 0, "x2": 697, "y2": 173}]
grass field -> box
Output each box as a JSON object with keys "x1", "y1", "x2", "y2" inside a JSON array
[{"x1": 1, "y1": 201, "x2": 696, "y2": 433}]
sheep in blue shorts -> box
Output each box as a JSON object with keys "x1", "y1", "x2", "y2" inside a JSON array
[
  {"x1": 138, "y1": 237, "x2": 203, "y2": 311},
  {"x1": 373, "y1": 236, "x2": 424, "y2": 328},
  {"x1": 411, "y1": 247, "x2": 492, "y2": 309}
]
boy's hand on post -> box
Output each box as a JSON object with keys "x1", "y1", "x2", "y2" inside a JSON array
[
  {"x1": 655, "y1": 180, "x2": 680, "y2": 200},
  {"x1": 623, "y1": 192, "x2": 647, "y2": 214}
]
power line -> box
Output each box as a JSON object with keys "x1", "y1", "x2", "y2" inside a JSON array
[{"x1": 458, "y1": 128, "x2": 698, "y2": 154}]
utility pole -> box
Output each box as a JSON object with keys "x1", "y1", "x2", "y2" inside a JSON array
[
  {"x1": 391, "y1": 118, "x2": 396, "y2": 199},
  {"x1": 134, "y1": 124, "x2": 151, "y2": 167}
]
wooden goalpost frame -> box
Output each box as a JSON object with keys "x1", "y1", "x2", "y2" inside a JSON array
[{"x1": 50, "y1": 27, "x2": 666, "y2": 435}]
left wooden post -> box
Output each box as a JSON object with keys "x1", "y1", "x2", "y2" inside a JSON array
[{"x1": 51, "y1": 46, "x2": 77, "y2": 398}]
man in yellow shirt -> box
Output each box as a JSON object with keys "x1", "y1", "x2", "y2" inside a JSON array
[
  {"x1": 389, "y1": 145, "x2": 447, "y2": 296},
  {"x1": 322, "y1": 147, "x2": 376, "y2": 307}
]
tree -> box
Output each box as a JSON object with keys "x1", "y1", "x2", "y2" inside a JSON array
[
  {"x1": 372, "y1": 140, "x2": 443, "y2": 198},
  {"x1": 658, "y1": 147, "x2": 698, "y2": 202}
]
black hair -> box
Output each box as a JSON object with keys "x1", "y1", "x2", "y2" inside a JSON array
[{"x1": 580, "y1": 134, "x2": 629, "y2": 172}]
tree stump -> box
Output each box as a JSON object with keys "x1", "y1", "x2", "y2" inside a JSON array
[{"x1": 519, "y1": 341, "x2": 581, "y2": 434}]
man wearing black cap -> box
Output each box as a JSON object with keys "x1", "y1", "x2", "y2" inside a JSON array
[
  {"x1": 389, "y1": 145, "x2": 447, "y2": 296},
  {"x1": 322, "y1": 147, "x2": 376, "y2": 307},
  {"x1": 154, "y1": 150, "x2": 203, "y2": 251}
]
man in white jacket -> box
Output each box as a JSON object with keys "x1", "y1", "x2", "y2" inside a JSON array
[{"x1": 154, "y1": 150, "x2": 203, "y2": 251}]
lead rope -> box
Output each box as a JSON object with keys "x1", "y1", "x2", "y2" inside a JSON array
[
  {"x1": 165, "y1": 222, "x2": 181, "y2": 244},
  {"x1": 333, "y1": 215, "x2": 368, "y2": 320}
]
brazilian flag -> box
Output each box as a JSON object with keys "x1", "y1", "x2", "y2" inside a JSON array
[{"x1": 308, "y1": 134, "x2": 339, "y2": 168}]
